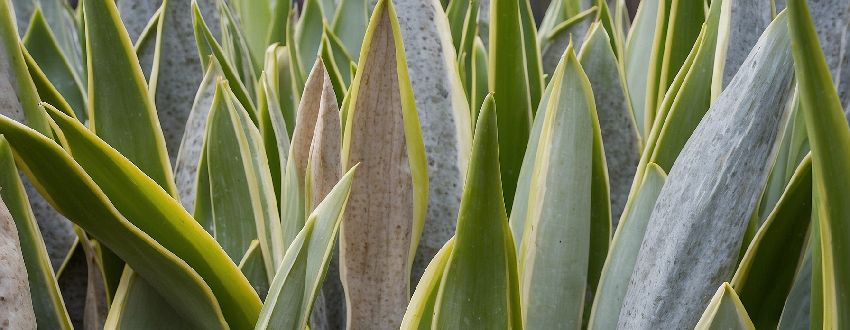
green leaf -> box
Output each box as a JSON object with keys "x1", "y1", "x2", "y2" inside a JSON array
[
  {"x1": 0, "y1": 137, "x2": 71, "y2": 330},
  {"x1": 20, "y1": 45, "x2": 78, "y2": 120},
  {"x1": 519, "y1": 0, "x2": 543, "y2": 109},
  {"x1": 22, "y1": 8, "x2": 85, "y2": 121},
  {"x1": 433, "y1": 94, "x2": 520, "y2": 329},
  {"x1": 319, "y1": 32, "x2": 347, "y2": 105},
  {"x1": 618, "y1": 12, "x2": 794, "y2": 328},
  {"x1": 400, "y1": 238, "x2": 455, "y2": 330},
  {"x1": 578, "y1": 22, "x2": 641, "y2": 221},
  {"x1": 646, "y1": 0, "x2": 726, "y2": 173},
  {"x1": 217, "y1": 0, "x2": 258, "y2": 96},
  {"x1": 175, "y1": 58, "x2": 222, "y2": 215},
  {"x1": 653, "y1": 0, "x2": 705, "y2": 107},
  {"x1": 192, "y1": 0, "x2": 258, "y2": 123},
  {"x1": 517, "y1": 44, "x2": 597, "y2": 329},
  {"x1": 256, "y1": 166, "x2": 356, "y2": 330},
  {"x1": 281, "y1": 59, "x2": 332, "y2": 250},
  {"x1": 39, "y1": 103, "x2": 262, "y2": 327},
  {"x1": 623, "y1": 0, "x2": 660, "y2": 138},
  {"x1": 104, "y1": 268, "x2": 192, "y2": 328},
  {"x1": 718, "y1": 0, "x2": 772, "y2": 88},
  {"x1": 489, "y1": 0, "x2": 534, "y2": 208},
  {"x1": 469, "y1": 37, "x2": 488, "y2": 124},
  {"x1": 132, "y1": 2, "x2": 164, "y2": 91},
  {"x1": 331, "y1": 0, "x2": 367, "y2": 60},
  {"x1": 787, "y1": 0, "x2": 850, "y2": 325},
  {"x1": 239, "y1": 240, "x2": 271, "y2": 299},
  {"x1": 258, "y1": 45, "x2": 294, "y2": 203},
  {"x1": 445, "y1": 0, "x2": 469, "y2": 51},
  {"x1": 266, "y1": 0, "x2": 290, "y2": 46},
  {"x1": 777, "y1": 250, "x2": 812, "y2": 330},
  {"x1": 540, "y1": 7, "x2": 596, "y2": 79},
  {"x1": 694, "y1": 283, "x2": 756, "y2": 330},
  {"x1": 82, "y1": 0, "x2": 175, "y2": 194},
  {"x1": 588, "y1": 163, "x2": 666, "y2": 330},
  {"x1": 0, "y1": 111, "x2": 232, "y2": 328},
  {"x1": 229, "y1": 0, "x2": 271, "y2": 68},
  {"x1": 0, "y1": 0, "x2": 50, "y2": 135},
  {"x1": 340, "y1": 0, "x2": 429, "y2": 326},
  {"x1": 204, "y1": 80, "x2": 284, "y2": 277},
  {"x1": 731, "y1": 155, "x2": 812, "y2": 329},
  {"x1": 296, "y1": 0, "x2": 326, "y2": 78}
]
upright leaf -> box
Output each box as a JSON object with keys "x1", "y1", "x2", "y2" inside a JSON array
[
  {"x1": 0, "y1": 185, "x2": 36, "y2": 328},
  {"x1": 518, "y1": 44, "x2": 596, "y2": 329},
  {"x1": 788, "y1": 0, "x2": 850, "y2": 325},
  {"x1": 694, "y1": 283, "x2": 756, "y2": 330},
  {"x1": 204, "y1": 80, "x2": 284, "y2": 276},
  {"x1": 489, "y1": 0, "x2": 533, "y2": 207},
  {"x1": 578, "y1": 22, "x2": 640, "y2": 222},
  {"x1": 588, "y1": 163, "x2": 666, "y2": 330},
  {"x1": 0, "y1": 112, "x2": 231, "y2": 329},
  {"x1": 340, "y1": 0, "x2": 429, "y2": 326},
  {"x1": 618, "y1": 13, "x2": 794, "y2": 328},
  {"x1": 433, "y1": 94, "x2": 521, "y2": 329},
  {"x1": 22, "y1": 8, "x2": 86, "y2": 121},
  {"x1": 731, "y1": 155, "x2": 812, "y2": 329},
  {"x1": 255, "y1": 166, "x2": 356, "y2": 330},
  {"x1": 400, "y1": 238, "x2": 455, "y2": 330},
  {"x1": 0, "y1": 0, "x2": 50, "y2": 134},
  {"x1": 40, "y1": 104, "x2": 262, "y2": 327},
  {"x1": 623, "y1": 0, "x2": 660, "y2": 138},
  {"x1": 331, "y1": 0, "x2": 368, "y2": 59},
  {"x1": 83, "y1": 0, "x2": 174, "y2": 193},
  {"x1": 0, "y1": 137, "x2": 71, "y2": 330}
]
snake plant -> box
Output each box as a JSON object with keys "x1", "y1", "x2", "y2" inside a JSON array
[{"x1": 0, "y1": 0, "x2": 847, "y2": 329}]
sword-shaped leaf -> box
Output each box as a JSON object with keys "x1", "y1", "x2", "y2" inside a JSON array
[
  {"x1": 578, "y1": 22, "x2": 640, "y2": 222},
  {"x1": 296, "y1": 0, "x2": 325, "y2": 78},
  {"x1": 255, "y1": 166, "x2": 356, "y2": 330},
  {"x1": 489, "y1": 0, "x2": 533, "y2": 208},
  {"x1": 0, "y1": 111, "x2": 233, "y2": 328},
  {"x1": 517, "y1": 43, "x2": 599, "y2": 329},
  {"x1": 0, "y1": 0, "x2": 50, "y2": 134},
  {"x1": 787, "y1": 0, "x2": 850, "y2": 325},
  {"x1": 192, "y1": 0, "x2": 257, "y2": 123},
  {"x1": 694, "y1": 283, "x2": 755, "y2": 330},
  {"x1": 340, "y1": 0, "x2": 429, "y2": 326},
  {"x1": 731, "y1": 155, "x2": 812, "y2": 329},
  {"x1": 0, "y1": 184, "x2": 36, "y2": 328},
  {"x1": 540, "y1": 7, "x2": 595, "y2": 78},
  {"x1": 22, "y1": 8, "x2": 85, "y2": 121},
  {"x1": 618, "y1": 13, "x2": 794, "y2": 328},
  {"x1": 623, "y1": 0, "x2": 660, "y2": 138},
  {"x1": 175, "y1": 59, "x2": 222, "y2": 216},
  {"x1": 0, "y1": 137, "x2": 71, "y2": 330},
  {"x1": 588, "y1": 163, "x2": 666, "y2": 329},
  {"x1": 400, "y1": 238, "x2": 454, "y2": 330},
  {"x1": 433, "y1": 94, "x2": 521, "y2": 329},
  {"x1": 204, "y1": 80, "x2": 284, "y2": 277},
  {"x1": 82, "y1": 0, "x2": 174, "y2": 192},
  {"x1": 331, "y1": 0, "x2": 367, "y2": 60},
  {"x1": 37, "y1": 103, "x2": 262, "y2": 327}
]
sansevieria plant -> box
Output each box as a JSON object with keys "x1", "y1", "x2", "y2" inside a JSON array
[{"x1": 0, "y1": 0, "x2": 847, "y2": 328}]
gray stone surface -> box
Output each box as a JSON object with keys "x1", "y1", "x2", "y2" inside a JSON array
[{"x1": 618, "y1": 14, "x2": 795, "y2": 329}]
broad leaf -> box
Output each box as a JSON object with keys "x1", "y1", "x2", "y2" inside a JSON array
[
  {"x1": 788, "y1": 0, "x2": 850, "y2": 325},
  {"x1": 433, "y1": 94, "x2": 521, "y2": 329},
  {"x1": 731, "y1": 155, "x2": 812, "y2": 329},
  {"x1": 489, "y1": 0, "x2": 533, "y2": 208},
  {"x1": 340, "y1": 0, "x2": 429, "y2": 326},
  {"x1": 694, "y1": 283, "x2": 755, "y2": 330},
  {"x1": 618, "y1": 13, "x2": 794, "y2": 328},
  {"x1": 255, "y1": 166, "x2": 356, "y2": 330},
  {"x1": 0, "y1": 137, "x2": 71, "y2": 329}
]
